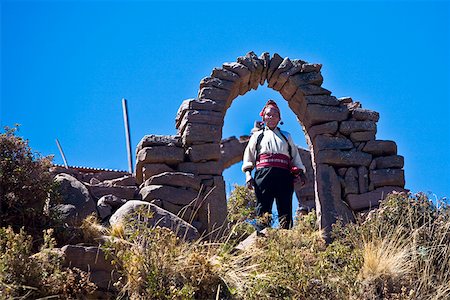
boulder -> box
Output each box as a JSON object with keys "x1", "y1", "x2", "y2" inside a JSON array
[
  {"x1": 53, "y1": 173, "x2": 97, "y2": 224},
  {"x1": 61, "y1": 245, "x2": 114, "y2": 273},
  {"x1": 109, "y1": 200, "x2": 199, "y2": 241},
  {"x1": 51, "y1": 204, "x2": 78, "y2": 226},
  {"x1": 97, "y1": 195, "x2": 127, "y2": 220},
  {"x1": 89, "y1": 185, "x2": 137, "y2": 201}
]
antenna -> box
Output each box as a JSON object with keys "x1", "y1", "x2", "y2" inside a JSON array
[
  {"x1": 122, "y1": 98, "x2": 133, "y2": 174},
  {"x1": 55, "y1": 138, "x2": 68, "y2": 169}
]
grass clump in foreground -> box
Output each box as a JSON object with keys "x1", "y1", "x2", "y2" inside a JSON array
[{"x1": 104, "y1": 187, "x2": 449, "y2": 300}]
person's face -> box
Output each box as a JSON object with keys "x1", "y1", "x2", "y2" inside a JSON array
[{"x1": 263, "y1": 106, "x2": 280, "y2": 129}]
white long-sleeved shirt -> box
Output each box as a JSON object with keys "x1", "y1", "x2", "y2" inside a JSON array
[{"x1": 242, "y1": 126, "x2": 306, "y2": 173}]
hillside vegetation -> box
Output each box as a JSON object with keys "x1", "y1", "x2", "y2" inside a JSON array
[{"x1": 1, "y1": 127, "x2": 449, "y2": 299}]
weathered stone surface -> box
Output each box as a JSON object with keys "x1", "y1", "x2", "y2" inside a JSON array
[
  {"x1": 197, "y1": 176, "x2": 228, "y2": 236},
  {"x1": 220, "y1": 136, "x2": 248, "y2": 169},
  {"x1": 109, "y1": 200, "x2": 199, "y2": 241},
  {"x1": 61, "y1": 245, "x2": 114, "y2": 272},
  {"x1": 304, "y1": 95, "x2": 340, "y2": 106},
  {"x1": 136, "y1": 135, "x2": 182, "y2": 155},
  {"x1": 316, "y1": 150, "x2": 372, "y2": 167},
  {"x1": 140, "y1": 185, "x2": 199, "y2": 206},
  {"x1": 237, "y1": 52, "x2": 261, "y2": 90},
  {"x1": 340, "y1": 121, "x2": 377, "y2": 135},
  {"x1": 161, "y1": 200, "x2": 196, "y2": 222},
  {"x1": 350, "y1": 131, "x2": 376, "y2": 142},
  {"x1": 363, "y1": 140, "x2": 397, "y2": 156},
  {"x1": 303, "y1": 104, "x2": 349, "y2": 127},
  {"x1": 211, "y1": 68, "x2": 240, "y2": 82},
  {"x1": 301, "y1": 63, "x2": 322, "y2": 73},
  {"x1": 259, "y1": 52, "x2": 271, "y2": 85},
  {"x1": 198, "y1": 87, "x2": 231, "y2": 103},
  {"x1": 358, "y1": 166, "x2": 369, "y2": 194},
  {"x1": 178, "y1": 109, "x2": 224, "y2": 133},
  {"x1": 136, "y1": 146, "x2": 185, "y2": 166},
  {"x1": 297, "y1": 84, "x2": 332, "y2": 96},
  {"x1": 315, "y1": 164, "x2": 354, "y2": 242},
  {"x1": 267, "y1": 53, "x2": 283, "y2": 81},
  {"x1": 268, "y1": 57, "x2": 294, "y2": 88},
  {"x1": 182, "y1": 123, "x2": 222, "y2": 145},
  {"x1": 53, "y1": 174, "x2": 97, "y2": 224},
  {"x1": 139, "y1": 163, "x2": 174, "y2": 185},
  {"x1": 307, "y1": 121, "x2": 339, "y2": 140},
  {"x1": 144, "y1": 172, "x2": 201, "y2": 191},
  {"x1": 178, "y1": 161, "x2": 223, "y2": 175},
  {"x1": 89, "y1": 185, "x2": 137, "y2": 201},
  {"x1": 346, "y1": 186, "x2": 407, "y2": 211},
  {"x1": 97, "y1": 195, "x2": 126, "y2": 220},
  {"x1": 352, "y1": 108, "x2": 380, "y2": 122},
  {"x1": 279, "y1": 72, "x2": 324, "y2": 99},
  {"x1": 315, "y1": 135, "x2": 353, "y2": 151},
  {"x1": 177, "y1": 99, "x2": 226, "y2": 125},
  {"x1": 273, "y1": 63, "x2": 305, "y2": 91},
  {"x1": 370, "y1": 168, "x2": 405, "y2": 188},
  {"x1": 187, "y1": 143, "x2": 221, "y2": 162},
  {"x1": 338, "y1": 97, "x2": 353, "y2": 105},
  {"x1": 50, "y1": 204, "x2": 78, "y2": 226},
  {"x1": 200, "y1": 76, "x2": 237, "y2": 91},
  {"x1": 344, "y1": 167, "x2": 359, "y2": 195},
  {"x1": 223, "y1": 62, "x2": 251, "y2": 95},
  {"x1": 102, "y1": 175, "x2": 136, "y2": 187},
  {"x1": 374, "y1": 155, "x2": 404, "y2": 169}
]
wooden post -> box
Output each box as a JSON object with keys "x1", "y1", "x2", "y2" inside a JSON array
[
  {"x1": 122, "y1": 98, "x2": 133, "y2": 174},
  {"x1": 55, "y1": 138, "x2": 69, "y2": 168}
]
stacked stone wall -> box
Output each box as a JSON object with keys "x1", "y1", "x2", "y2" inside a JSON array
[{"x1": 135, "y1": 51, "x2": 407, "y2": 237}]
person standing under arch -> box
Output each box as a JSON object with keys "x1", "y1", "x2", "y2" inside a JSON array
[{"x1": 242, "y1": 100, "x2": 307, "y2": 230}]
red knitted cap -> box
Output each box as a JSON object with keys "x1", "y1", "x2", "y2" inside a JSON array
[{"x1": 259, "y1": 100, "x2": 281, "y2": 118}]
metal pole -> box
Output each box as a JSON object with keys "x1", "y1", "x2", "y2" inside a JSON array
[
  {"x1": 122, "y1": 98, "x2": 133, "y2": 174},
  {"x1": 55, "y1": 138, "x2": 69, "y2": 168}
]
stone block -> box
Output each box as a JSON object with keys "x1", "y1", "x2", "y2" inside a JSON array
[
  {"x1": 177, "y1": 109, "x2": 224, "y2": 133},
  {"x1": 267, "y1": 53, "x2": 283, "y2": 81},
  {"x1": 315, "y1": 164, "x2": 354, "y2": 241},
  {"x1": 344, "y1": 167, "x2": 359, "y2": 195},
  {"x1": 176, "y1": 99, "x2": 225, "y2": 127},
  {"x1": 303, "y1": 104, "x2": 349, "y2": 128},
  {"x1": 273, "y1": 64, "x2": 304, "y2": 91},
  {"x1": 352, "y1": 108, "x2": 380, "y2": 122},
  {"x1": 259, "y1": 52, "x2": 271, "y2": 85},
  {"x1": 61, "y1": 245, "x2": 114, "y2": 273},
  {"x1": 315, "y1": 135, "x2": 354, "y2": 151},
  {"x1": 139, "y1": 163, "x2": 174, "y2": 185},
  {"x1": 144, "y1": 172, "x2": 201, "y2": 191},
  {"x1": 363, "y1": 140, "x2": 397, "y2": 156},
  {"x1": 187, "y1": 143, "x2": 221, "y2": 162},
  {"x1": 268, "y1": 57, "x2": 294, "y2": 88},
  {"x1": 211, "y1": 67, "x2": 240, "y2": 82},
  {"x1": 316, "y1": 150, "x2": 372, "y2": 167},
  {"x1": 197, "y1": 176, "x2": 228, "y2": 236},
  {"x1": 297, "y1": 84, "x2": 332, "y2": 96},
  {"x1": 136, "y1": 135, "x2": 182, "y2": 155},
  {"x1": 223, "y1": 62, "x2": 251, "y2": 95},
  {"x1": 340, "y1": 121, "x2": 377, "y2": 135},
  {"x1": 198, "y1": 86, "x2": 232, "y2": 103},
  {"x1": 140, "y1": 184, "x2": 199, "y2": 206},
  {"x1": 307, "y1": 121, "x2": 339, "y2": 140},
  {"x1": 178, "y1": 161, "x2": 223, "y2": 175},
  {"x1": 182, "y1": 122, "x2": 222, "y2": 145},
  {"x1": 220, "y1": 137, "x2": 248, "y2": 169},
  {"x1": 374, "y1": 155, "x2": 404, "y2": 169},
  {"x1": 370, "y1": 168, "x2": 405, "y2": 188},
  {"x1": 346, "y1": 186, "x2": 407, "y2": 211},
  {"x1": 200, "y1": 76, "x2": 236, "y2": 91},
  {"x1": 304, "y1": 95, "x2": 340, "y2": 106},
  {"x1": 89, "y1": 185, "x2": 137, "y2": 201},
  {"x1": 358, "y1": 166, "x2": 369, "y2": 194},
  {"x1": 161, "y1": 200, "x2": 196, "y2": 223},
  {"x1": 301, "y1": 63, "x2": 322, "y2": 73},
  {"x1": 350, "y1": 131, "x2": 376, "y2": 142},
  {"x1": 136, "y1": 146, "x2": 184, "y2": 166}
]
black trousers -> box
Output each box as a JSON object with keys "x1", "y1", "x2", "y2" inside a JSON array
[{"x1": 254, "y1": 167, "x2": 294, "y2": 229}]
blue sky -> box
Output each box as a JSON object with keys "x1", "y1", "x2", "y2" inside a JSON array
[{"x1": 1, "y1": 0, "x2": 449, "y2": 203}]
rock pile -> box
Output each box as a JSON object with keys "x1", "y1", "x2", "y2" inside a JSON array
[{"x1": 135, "y1": 51, "x2": 406, "y2": 237}]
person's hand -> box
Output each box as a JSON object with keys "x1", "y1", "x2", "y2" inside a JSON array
[{"x1": 245, "y1": 172, "x2": 255, "y2": 190}]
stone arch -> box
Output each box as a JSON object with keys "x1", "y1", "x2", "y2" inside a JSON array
[{"x1": 135, "y1": 51, "x2": 406, "y2": 239}]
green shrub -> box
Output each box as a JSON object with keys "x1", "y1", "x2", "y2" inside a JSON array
[{"x1": 0, "y1": 126, "x2": 56, "y2": 239}]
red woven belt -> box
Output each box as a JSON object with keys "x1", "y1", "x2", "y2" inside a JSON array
[{"x1": 256, "y1": 153, "x2": 290, "y2": 170}]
